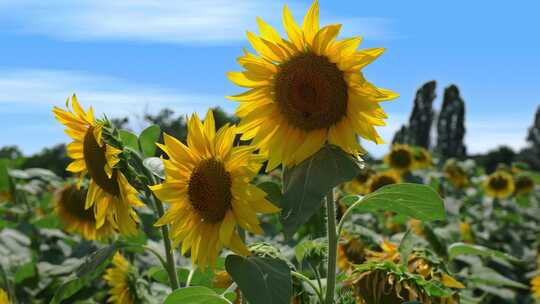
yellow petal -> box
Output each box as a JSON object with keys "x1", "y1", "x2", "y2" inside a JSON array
[
  {"x1": 302, "y1": 0, "x2": 319, "y2": 45},
  {"x1": 219, "y1": 211, "x2": 236, "y2": 246}
]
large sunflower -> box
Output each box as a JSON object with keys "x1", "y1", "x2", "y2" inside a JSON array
[
  {"x1": 483, "y1": 170, "x2": 515, "y2": 199},
  {"x1": 227, "y1": 0, "x2": 397, "y2": 170},
  {"x1": 103, "y1": 253, "x2": 136, "y2": 304},
  {"x1": 384, "y1": 144, "x2": 415, "y2": 173},
  {"x1": 54, "y1": 183, "x2": 114, "y2": 240},
  {"x1": 53, "y1": 95, "x2": 143, "y2": 235},
  {"x1": 150, "y1": 110, "x2": 280, "y2": 269}
]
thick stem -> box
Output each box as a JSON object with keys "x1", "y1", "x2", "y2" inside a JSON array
[
  {"x1": 325, "y1": 189, "x2": 337, "y2": 304},
  {"x1": 152, "y1": 196, "x2": 180, "y2": 290}
]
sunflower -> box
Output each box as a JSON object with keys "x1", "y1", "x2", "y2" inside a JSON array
[
  {"x1": 53, "y1": 95, "x2": 143, "y2": 235},
  {"x1": 344, "y1": 167, "x2": 375, "y2": 195},
  {"x1": 514, "y1": 173, "x2": 535, "y2": 196},
  {"x1": 104, "y1": 253, "x2": 137, "y2": 304},
  {"x1": 484, "y1": 170, "x2": 515, "y2": 199},
  {"x1": 459, "y1": 222, "x2": 474, "y2": 244},
  {"x1": 337, "y1": 235, "x2": 366, "y2": 271},
  {"x1": 443, "y1": 159, "x2": 468, "y2": 189},
  {"x1": 150, "y1": 110, "x2": 280, "y2": 270},
  {"x1": 366, "y1": 170, "x2": 401, "y2": 193},
  {"x1": 54, "y1": 183, "x2": 114, "y2": 240},
  {"x1": 227, "y1": 0, "x2": 398, "y2": 170},
  {"x1": 365, "y1": 240, "x2": 400, "y2": 263},
  {"x1": 413, "y1": 147, "x2": 433, "y2": 169},
  {"x1": 0, "y1": 289, "x2": 9, "y2": 304},
  {"x1": 532, "y1": 274, "x2": 540, "y2": 301},
  {"x1": 384, "y1": 144, "x2": 415, "y2": 173}
]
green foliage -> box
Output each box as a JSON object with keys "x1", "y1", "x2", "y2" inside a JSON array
[
  {"x1": 281, "y1": 145, "x2": 362, "y2": 238},
  {"x1": 139, "y1": 125, "x2": 161, "y2": 158},
  {"x1": 225, "y1": 255, "x2": 292, "y2": 304},
  {"x1": 163, "y1": 286, "x2": 231, "y2": 304},
  {"x1": 448, "y1": 243, "x2": 521, "y2": 263}
]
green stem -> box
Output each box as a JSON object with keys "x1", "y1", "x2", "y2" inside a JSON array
[
  {"x1": 336, "y1": 195, "x2": 364, "y2": 238},
  {"x1": 292, "y1": 271, "x2": 324, "y2": 304},
  {"x1": 185, "y1": 266, "x2": 197, "y2": 287},
  {"x1": 152, "y1": 194, "x2": 180, "y2": 290},
  {"x1": 325, "y1": 189, "x2": 337, "y2": 304}
]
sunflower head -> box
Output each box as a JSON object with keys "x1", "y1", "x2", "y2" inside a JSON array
[
  {"x1": 344, "y1": 167, "x2": 375, "y2": 195},
  {"x1": 150, "y1": 110, "x2": 280, "y2": 270},
  {"x1": 345, "y1": 261, "x2": 456, "y2": 304},
  {"x1": 0, "y1": 288, "x2": 9, "y2": 304},
  {"x1": 514, "y1": 174, "x2": 535, "y2": 196},
  {"x1": 227, "y1": 0, "x2": 398, "y2": 170},
  {"x1": 338, "y1": 235, "x2": 366, "y2": 271},
  {"x1": 384, "y1": 144, "x2": 415, "y2": 173},
  {"x1": 54, "y1": 183, "x2": 114, "y2": 240},
  {"x1": 103, "y1": 253, "x2": 138, "y2": 304},
  {"x1": 366, "y1": 170, "x2": 401, "y2": 193},
  {"x1": 484, "y1": 170, "x2": 515, "y2": 199},
  {"x1": 443, "y1": 159, "x2": 468, "y2": 189},
  {"x1": 412, "y1": 147, "x2": 433, "y2": 169},
  {"x1": 53, "y1": 95, "x2": 143, "y2": 236}
]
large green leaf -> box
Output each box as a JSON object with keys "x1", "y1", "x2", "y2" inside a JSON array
[
  {"x1": 469, "y1": 266, "x2": 528, "y2": 289},
  {"x1": 50, "y1": 244, "x2": 118, "y2": 304},
  {"x1": 119, "y1": 129, "x2": 140, "y2": 151},
  {"x1": 164, "y1": 286, "x2": 231, "y2": 304},
  {"x1": 281, "y1": 145, "x2": 362, "y2": 237},
  {"x1": 398, "y1": 229, "x2": 415, "y2": 265},
  {"x1": 448, "y1": 243, "x2": 521, "y2": 263},
  {"x1": 343, "y1": 183, "x2": 446, "y2": 221},
  {"x1": 225, "y1": 255, "x2": 292, "y2": 304},
  {"x1": 139, "y1": 125, "x2": 161, "y2": 158}
]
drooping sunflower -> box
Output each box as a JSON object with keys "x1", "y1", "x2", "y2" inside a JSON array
[
  {"x1": 412, "y1": 147, "x2": 433, "y2": 169},
  {"x1": 483, "y1": 170, "x2": 515, "y2": 199},
  {"x1": 0, "y1": 288, "x2": 9, "y2": 304},
  {"x1": 344, "y1": 167, "x2": 375, "y2": 195},
  {"x1": 103, "y1": 253, "x2": 137, "y2": 304},
  {"x1": 54, "y1": 183, "x2": 114, "y2": 240},
  {"x1": 366, "y1": 170, "x2": 401, "y2": 193},
  {"x1": 443, "y1": 159, "x2": 468, "y2": 189},
  {"x1": 150, "y1": 110, "x2": 280, "y2": 269},
  {"x1": 514, "y1": 173, "x2": 535, "y2": 196},
  {"x1": 53, "y1": 95, "x2": 143, "y2": 236},
  {"x1": 227, "y1": 0, "x2": 398, "y2": 170},
  {"x1": 384, "y1": 144, "x2": 415, "y2": 173}
]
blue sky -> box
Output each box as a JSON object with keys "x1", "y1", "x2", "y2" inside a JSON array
[{"x1": 0, "y1": 0, "x2": 538, "y2": 157}]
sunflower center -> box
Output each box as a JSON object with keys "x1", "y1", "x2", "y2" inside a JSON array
[
  {"x1": 390, "y1": 149, "x2": 412, "y2": 169},
  {"x1": 515, "y1": 176, "x2": 534, "y2": 192},
  {"x1": 188, "y1": 158, "x2": 232, "y2": 223},
  {"x1": 489, "y1": 175, "x2": 508, "y2": 191},
  {"x1": 274, "y1": 52, "x2": 348, "y2": 131},
  {"x1": 83, "y1": 126, "x2": 120, "y2": 196},
  {"x1": 370, "y1": 175, "x2": 397, "y2": 192},
  {"x1": 61, "y1": 186, "x2": 95, "y2": 223},
  {"x1": 345, "y1": 239, "x2": 365, "y2": 264}
]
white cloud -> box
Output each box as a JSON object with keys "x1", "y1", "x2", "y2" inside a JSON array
[{"x1": 0, "y1": 0, "x2": 395, "y2": 44}]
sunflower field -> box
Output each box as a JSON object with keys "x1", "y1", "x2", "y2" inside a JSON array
[{"x1": 1, "y1": 1, "x2": 540, "y2": 304}]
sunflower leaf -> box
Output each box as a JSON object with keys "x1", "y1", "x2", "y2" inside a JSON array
[
  {"x1": 139, "y1": 125, "x2": 161, "y2": 158},
  {"x1": 163, "y1": 286, "x2": 231, "y2": 304},
  {"x1": 225, "y1": 255, "x2": 292, "y2": 304},
  {"x1": 119, "y1": 129, "x2": 140, "y2": 152},
  {"x1": 448, "y1": 242, "x2": 521, "y2": 264},
  {"x1": 281, "y1": 145, "x2": 362, "y2": 238}
]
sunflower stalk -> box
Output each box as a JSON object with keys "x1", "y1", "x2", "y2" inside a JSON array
[{"x1": 325, "y1": 189, "x2": 337, "y2": 304}]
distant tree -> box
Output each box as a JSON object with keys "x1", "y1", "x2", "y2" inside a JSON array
[
  {"x1": 518, "y1": 105, "x2": 540, "y2": 170},
  {"x1": 393, "y1": 81, "x2": 436, "y2": 149},
  {"x1": 21, "y1": 144, "x2": 70, "y2": 178},
  {"x1": 0, "y1": 146, "x2": 23, "y2": 160},
  {"x1": 144, "y1": 108, "x2": 188, "y2": 142},
  {"x1": 474, "y1": 146, "x2": 515, "y2": 174},
  {"x1": 436, "y1": 85, "x2": 466, "y2": 159},
  {"x1": 111, "y1": 117, "x2": 130, "y2": 130}
]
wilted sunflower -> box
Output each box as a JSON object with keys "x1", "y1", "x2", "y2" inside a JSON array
[
  {"x1": 443, "y1": 159, "x2": 468, "y2": 189},
  {"x1": 337, "y1": 235, "x2": 366, "y2": 271},
  {"x1": 150, "y1": 110, "x2": 280, "y2": 269},
  {"x1": 104, "y1": 253, "x2": 137, "y2": 304},
  {"x1": 227, "y1": 0, "x2": 398, "y2": 170},
  {"x1": 366, "y1": 170, "x2": 401, "y2": 193},
  {"x1": 344, "y1": 167, "x2": 375, "y2": 195},
  {"x1": 384, "y1": 144, "x2": 415, "y2": 173},
  {"x1": 514, "y1": 174, "x2": 535, "y2": 196},
  {"x1": 0, "y1": 289, "x2": 9, "y2": 304},
  {"x1": 484, "y1": 170, "x2": 515, "y2": 199},
  {"x1": 413, "y1": 147, "x2": 433, "y2": 169},
  {"x1": 365, "y1": 240, "x2": 400, "y2": 263},
  {"x1": 54, "y1": 184, "x2": 114, "y2": 240},
  {"x1": 53, "y1": 95, "x2": 143, "y2": 235}
]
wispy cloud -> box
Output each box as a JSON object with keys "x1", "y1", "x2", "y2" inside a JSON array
[{"x1": 0, "y1": 0, "x2": 396, "y2": 44}]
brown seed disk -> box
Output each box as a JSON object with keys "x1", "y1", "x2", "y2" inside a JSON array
[{"x1": 83, "y1": 126, "x2": 120, "y2": 196}]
